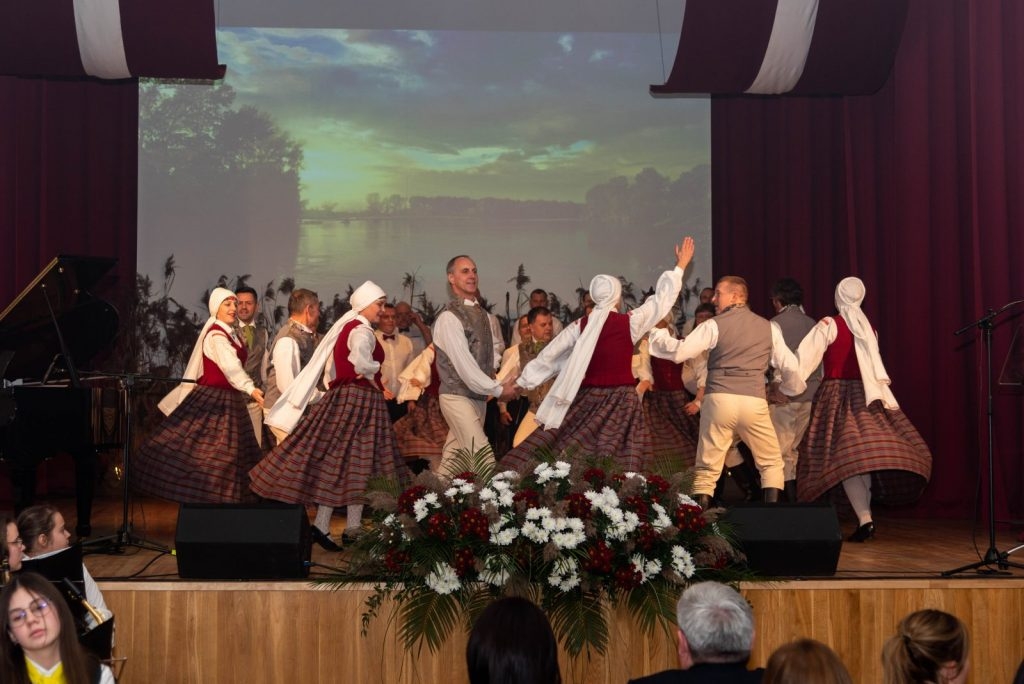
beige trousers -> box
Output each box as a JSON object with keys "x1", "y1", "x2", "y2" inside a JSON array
[
  {"x1": 769, "y1": 400, "x2": 813, "y2": 481},
  {"x1": 693, "y1": 393, "x2": 785, "y2": 495},
  {"x1": 439, "y1": 394, "x2": 495, "y2": 473}
]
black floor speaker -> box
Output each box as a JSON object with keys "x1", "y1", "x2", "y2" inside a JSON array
[
  {"x1": 175, "y1": 503, "x2": 311, "y2": 579},
  {"x1": 722, "y1": 503, "x2": 842, "y2": 577}
]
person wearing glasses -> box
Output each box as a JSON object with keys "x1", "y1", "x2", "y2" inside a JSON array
[
  {"x1": 3, "y1": 515, "x2": 25, "y2": 578},
  {"x1": 1, "y1": 571, "x2": 114, "y2": 683}
]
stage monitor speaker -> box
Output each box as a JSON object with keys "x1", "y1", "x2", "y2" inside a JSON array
[
  {"x1": 722, "y1": 503, "x2": 842, "y2": 577},
  {"x1": 175, "y1": 503, "x2": 311, "y2": 579}
]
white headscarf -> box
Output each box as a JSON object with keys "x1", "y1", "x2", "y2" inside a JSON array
[
  {"x1": 835, "y1": 277, "x2": 898, "y2": 410},
  {"x1": 266, "y1": 280, "x2": 386, "y2": 434},
  {"x1": 157, "y1": 287, "x2": 237, "y2": 416},
  {"x1": 534, "y1": 274, "x2": 621, "y2": 430}
]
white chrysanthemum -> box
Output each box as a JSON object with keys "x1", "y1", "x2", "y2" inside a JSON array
[
  {"x1": 548, "y1": 556, "x2": 580, "y2": 592},
  {"x1": 535, "y1": 462, "x2": 570, "y2": 483},
  {"x1": 651, "y1": 502, "x2": 672, "y2": 530},
  {"x1": 489, "y1": 519, "x2": 520, "y2": 546},
  {"x1": 551, "y1": 518, "x2": 586, "y2": 550},
  {"x1": 624, "y1": 472, "x2": 647, "y2": 484},
  {"x1": 383, "y1": 514, "x2": 399, "y2": 528},
  {"x1": 424, "y1": 562, "x2": 461, "y2": 595},
  {"x1": 522, "y1": 520, "x2": 550, "y2": 544},
  {"x1": 671, "y1": 545, "x2": 696, "y2": 578},
  {"x1": 498, "y1": 491, "x2": 515, "y2": 507},
  {"x1": 413, "y1": 493, "x2": 441, "y2": 522},
  {"x1": 677, "y1": 493, "x2": 699, "y2": 508},
  {"x1": 478, "y1": 487, "x2": 496, "y2": 503}
]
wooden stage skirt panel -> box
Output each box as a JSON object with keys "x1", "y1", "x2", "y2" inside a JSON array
[{"x1": 99, "y1": 579, "x2": 1024, "y2": 684}]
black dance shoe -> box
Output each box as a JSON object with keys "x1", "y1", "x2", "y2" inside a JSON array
[
  {"x1": 311, "y1": 526, "x2": 342, "y2": 552},
  {"x1": 847, "y1": 522, "x2": 876, "y2": 543}
]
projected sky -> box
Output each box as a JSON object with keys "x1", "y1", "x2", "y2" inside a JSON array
[{"x1": 137, "y1": 28, "x2": 711, "y2": 325}]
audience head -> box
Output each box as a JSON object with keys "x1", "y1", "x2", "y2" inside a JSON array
[
  {"x1": 3, "y1": 516, "x2": 24, "y2": 574},
  {"x1": 712, "y1": 277, "x2": 749, "y2": 313},
  {"x1": 882, "y1": 609, "x2": 969, "y2": 684},
  {"x1": 288, "y1": 288, "x2": 321, "y2": 329},
  {"x1": 693, "y1": 303, "x2": 716, "y2": 327},
  {"x1": 1, "y1": 571, "x2": 96, "y2": 682},
  {"x1": 674, "y1": 581, "x2": 754, "y2": 669},
  {"x1": 17, "y1": 506, "x2": 70, "y2": 555},
  {"x1": 770, "y1": 278, "x2": 804, "y2": 311},
  {"x1": 527, "y1": 306, "x2": 554, "y2": 343},
  {"x1": 466, "y1": 596, "x2": 561, "y2": 684},
  {"x1": 699, "y1": 287, "x2": 715, "y2": 305},
  {"x1": 235, "y1": 285, "x2": 259, "y2": 324},
  {"x1": 529, "y1": 289, "x2": 550, "y2": 309},
  {"x1": 763, "y1": 639, "x2": 853, "y2": 684}
]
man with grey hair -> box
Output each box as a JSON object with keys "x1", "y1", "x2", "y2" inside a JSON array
[{"x1": 628, "y1": 581, "x2": 764, "y2": 683}]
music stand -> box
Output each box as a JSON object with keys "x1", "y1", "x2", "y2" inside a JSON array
[
  {"x1": 943, "y1": 300, "x2": 1024, "y2": 576},
  {"x1": 83, "y1": 371, "x2": 189, "y2": 555}
]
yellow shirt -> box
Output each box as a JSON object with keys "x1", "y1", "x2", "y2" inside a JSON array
[{"x1": 25, "y1": 656, "x2": 66, "y2": 684}]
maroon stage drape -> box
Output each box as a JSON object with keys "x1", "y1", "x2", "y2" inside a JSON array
[
  {"x1": 711, "y1": 0, "x2": 1024, "y2": 519},
  {"x1": 0, "y1": 76, "x2": 137, "y2": 310}
]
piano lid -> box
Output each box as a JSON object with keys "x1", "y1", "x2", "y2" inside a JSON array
[{"x1": 0, "y1": 255, "x2": 119, "y2": 381}]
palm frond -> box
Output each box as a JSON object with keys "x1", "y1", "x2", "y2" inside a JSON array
[
  {"x1": 398, "y1": 587, "x2": 463, "y2": 653},
  {"x1": 546, "y1": 591, "x2": 609, "y2": 658}
]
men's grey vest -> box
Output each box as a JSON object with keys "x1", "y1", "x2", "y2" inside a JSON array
[
  {"x1": 772, "y1": 306, "x2": 821, "y2": 402},
  {"x1": 237, "y1": 321, "x2": 269, "y2": 389},
  {"x1": 519, "y1": 340, "x2": 554, "y2": 413},
  {"x1": 435, "y1": 301, "x2": 494, "y2": 401},
  {"x1": 264, "y1": 320, "x2": 318, "y2": 407},
  {"x1": 706, "y1": 305, "x2": 772, "y2": 399}
]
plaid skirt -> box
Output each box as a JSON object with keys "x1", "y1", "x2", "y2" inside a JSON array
[
  {"x1": 500, "y1": 385, "x2": 654, "y2": 473},
  {"x1": 249, "y1": 383, "x2": 404, "y2": 508},
  {"x1": 393, "y1": 393, "x2": 448, "y2": 461},
  {"x1": 132, "y1": 386, "x2": 261, "y2": 504},
  {"x1": 797, "y1": 379, "x2": 932, "y2": 506},
  {"x1": 644, "y1": 389, "x2": 700, "y2": 471}
]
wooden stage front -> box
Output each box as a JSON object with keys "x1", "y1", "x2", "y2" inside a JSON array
[{"x1": 63, "y1": 497, "x2": 1024, "y2": 682}]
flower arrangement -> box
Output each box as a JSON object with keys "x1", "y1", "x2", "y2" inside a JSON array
[{"x1": 321, "y1": 450, "x2": 747, "y2": 658}]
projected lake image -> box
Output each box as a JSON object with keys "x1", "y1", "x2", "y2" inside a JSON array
[{"x1": 138, "y1": 28, "x2": 711, "y2": 319}]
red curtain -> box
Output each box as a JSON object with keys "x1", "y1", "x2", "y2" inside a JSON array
[
  {"x1": 0, "y1": 75, "x2": 138, "y2": 310},
  {"x1": 711, "y1": 0, "x2": 1024, "y2": 518}
]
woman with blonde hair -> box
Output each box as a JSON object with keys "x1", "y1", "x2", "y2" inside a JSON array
[
  {"x1": 763, "y1": 639, "x2": 853, "y2": 684},
  {"x1": 882, "y1": 609, "x2": 969, "y2": 684}
]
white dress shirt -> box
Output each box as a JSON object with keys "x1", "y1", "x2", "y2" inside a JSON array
[{"x1": 433, "y1": 300, "x2": 503, "y2": 398}]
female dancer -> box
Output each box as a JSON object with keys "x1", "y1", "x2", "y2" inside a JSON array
[
  {"x1": 134, "y1": 288, "x2": 264, "y2": 503},
  {"x1": 796, "y1": 277, "x2": 932, "y2": 540},
  {"x1": 252, "y1": 281, "x2": 405, "y2": 550},
  {"x1": 501, "y1": 236, "x2": 694, "y2": 472}
]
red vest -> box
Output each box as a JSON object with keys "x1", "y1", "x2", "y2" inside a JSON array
[
  {"x1": 199, "y1": 329, "x2": 248, "y2": 389},
  {"x1": 823, "y1": 315, "x2": 862, "y2": 379},
  {"x1": 579, "y1": 312, "x2": 635, "y2": 387},
  {"x1": 651, "y1": 356, "x2": 685, "y2": 391},
  {"x1": 330, "y1": 319, "x2": 384, "y2": 389}
]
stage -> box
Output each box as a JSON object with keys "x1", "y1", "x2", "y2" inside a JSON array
[{"x1": 57, "y1": 495, "x2": 1024, "y2": 683}]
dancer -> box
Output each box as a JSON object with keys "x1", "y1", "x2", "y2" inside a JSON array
[
  {"x1": 134, "y1": 288, "x2": 264, "y2": 503},
  {"x1": 795, "y1": 277, "x2": 932, "y2": 541},
  {"x1": 393, "y1": 343, "x2": 449, "y2": 473},
  {"x1": 252, "y1": 281, "x2": 405, "y2": 550},
  {"x1": 501, "y1": 236, "x2": 694, "y2": 472}
]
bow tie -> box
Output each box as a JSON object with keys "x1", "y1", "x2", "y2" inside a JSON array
[
  {"x1": 382, "y1": 334, "x2": 396, "y2": 341},
  {"x1": 399, "y1": 327, "x2": 410, "y2": 333}
]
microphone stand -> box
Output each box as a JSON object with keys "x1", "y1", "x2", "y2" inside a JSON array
[
  {"x1": 83, "y1": 370, "x2": 190, "y2": 555},
  {"x1": 943, "y1": 299, "x2": 1024, "y2": 575}
]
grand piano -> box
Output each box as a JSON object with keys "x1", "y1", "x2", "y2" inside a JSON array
[{"x1": 0, "y1": 256, "x2": 121, "y2": 536}]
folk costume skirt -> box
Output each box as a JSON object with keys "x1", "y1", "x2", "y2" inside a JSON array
[
  {"x1": 644, "y1": 389, "x2": 700, "y2": 471},
  {"x1": 797, "y1": 379, "x2": 932, "y2": 506},
  {"x1": 499, "y1": 385, "x2": 654, "y2": 473},
  {"x1": 249, "y1": 383, "x2": 404, "y2": 508},
  {"x1": 392, "y1": 393, "x2": 448, "y2": 462},
  {"x1": 133, "y1": 386, "x2": 261, "y2": 504}
]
